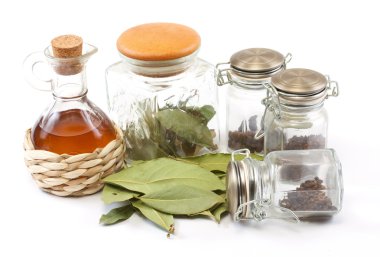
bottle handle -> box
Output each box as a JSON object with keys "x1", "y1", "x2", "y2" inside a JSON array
[{"x1": 23, "y1": 52, "x2": 52, "y2": 91}]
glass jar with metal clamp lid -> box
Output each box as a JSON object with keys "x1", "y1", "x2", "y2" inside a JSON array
[
  {"x1": 226, "y1": 148, "x2": 343, "y2": 222},
  {"x1": 257, "y1": 68, "x2": 339, "y2": 155},
  {"x1": 216, "y1": 48, "x2": 291, "y2": 154}
]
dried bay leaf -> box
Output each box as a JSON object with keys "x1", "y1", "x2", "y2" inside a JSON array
[
  {"x1": 188, "y1": 210, "x2": 215, "y2": 221},
  {"x1": 100, "y1": 204, "x2": 134, "y2": 225},
  {"x1": 101, "y1": 184, "x2": 139, "y2": 205},
  {"x1": 219, "y1": 176, "x2": 226, "y2": 185},
  {"x1": 139, "y1": 185, "x2": 224, "y2": 215},
  {"x1": 198, "y1": 105, "x2": 216, "y2": 123},
  {"x1": 132, "y1": 200, "x2": 174, "y2": 232},
  {"x1": 181, "y1": 105, "x2": 216, "y2": 124},
  {"x1": 125, "y1": 98, "x2": 216, "y2": 160},
  {"x1": 125, "y1": 98, "x2": 170, "y2": 160},
  {"x1": 164, "y1": 104, "x2": 215, "y2": 123},
  {"x1": 212, "y1": 202, "x2": 228, "y2": 223},
  {"x1": 104, "y1": 158, "x2": 225, "y2": 194},
  {"x1": 178, "y1": 153, "x2": 231, "y2": 172},
  {"x1": 156, "y1": 109, "x2": 214, "y2": 147},
  {"x1": 99, "y1": 152, "x2": 239, "y2": 233},
  {"x1": 189, "y1": 203, "x2": 227, "y2": 223},
  {"x1": 214, "y1": 171, "x2": 226, "y2": 178},
  {"x1": 179, "y1": 153, "x2": 263, "y2": 173}
]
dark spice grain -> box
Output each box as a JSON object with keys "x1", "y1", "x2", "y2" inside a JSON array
[
  {"x1": 228, "y1": 115, "x2": 264, "y2": 153},
  {"x1": 279, "y1": 177, "x2": 337, "y2": 212},
  {"x1": 285, "y1": 135, "x2": 325, "y2": 150}
]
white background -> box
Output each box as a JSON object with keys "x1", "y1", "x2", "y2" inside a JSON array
[{"x1": 1, "y1": 0, "x2": 379, "y2": 256}]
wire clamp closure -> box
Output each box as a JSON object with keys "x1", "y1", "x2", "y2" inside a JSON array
[{"x1": 234, "y1": 199, "x2": 300, "y2": 223}]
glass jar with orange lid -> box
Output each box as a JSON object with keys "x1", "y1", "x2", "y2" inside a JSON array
[{"x1": 106, "y1": 23, "x2": 219, "y2": 160}]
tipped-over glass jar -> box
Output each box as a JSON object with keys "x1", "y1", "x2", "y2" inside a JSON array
[
  {"x1": 226, "y1": 149, "x2": 343, "y2": 222},
  {"x1": 216, "y1": 48, "x2": 291, "y2": 154},
  {"x1": 259, "y1": 68, "x2": 339, "y2": 155},
  {"x1": 106, "y1": 23, "x2": 219, "y2": 161}
]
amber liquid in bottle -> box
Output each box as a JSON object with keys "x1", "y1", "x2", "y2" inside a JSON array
[
  {"x1": 32, "y1": 108, "x2": 116, "y2": 155},
  {"x1": 29, "y1": 36, "x2": 117, "y2": 155}
]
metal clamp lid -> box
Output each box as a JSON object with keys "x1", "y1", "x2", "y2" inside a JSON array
[
  {"x1": 230, "y1": 48, "x2": 289, "y2": 72},
  {"x1": 216, "y1": 48, "x2": 291, "y2": 86},
  {"x1": 272, "y1": 68, "x2": 327, "y2": 94}
]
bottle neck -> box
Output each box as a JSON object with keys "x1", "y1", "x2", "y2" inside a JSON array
[
  {"x1": 52, "y1": 68, "x2": 88, "y2": 99},
  {"x1": 44, "y1": 42, "x2": 97, "y2": 99}
]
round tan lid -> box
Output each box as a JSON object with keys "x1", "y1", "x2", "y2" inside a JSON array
[
  {"x1": 51, "y1": 35, "x2": 83, "y2": 58},
  {"x1": 272, "y1": 68, "x2": 327, "y2": 94},
  {"x1": 117, "y1": 23, "x2": 201, "y2": 61},
  {"x1": 230, "y1": 48, "x2": 285, "y2": 72}
]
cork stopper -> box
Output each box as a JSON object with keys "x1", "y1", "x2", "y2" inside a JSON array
[
  {"x1": 51, "y1": 35, "x2": 83, "y2": 58},
  {"x1": 51, "y1": 35, "x2": 83, "y2": 75}
]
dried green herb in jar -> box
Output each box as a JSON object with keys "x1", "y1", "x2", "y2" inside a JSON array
[{"x1": 125, "y1": 99, "x2": 217, "y2": 160}]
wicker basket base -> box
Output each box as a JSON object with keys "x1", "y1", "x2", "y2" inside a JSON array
[{"x1": 23, "y1": 125, "x2": 125, "y2": 197}]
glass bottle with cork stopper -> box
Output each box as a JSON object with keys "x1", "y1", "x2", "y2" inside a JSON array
[
  {"x1": 24, "y1": 35, "x2": 117, "y2": 155},
  {"x1": 216, "y1": 48, "x2": 292, "y2": 154},
  {"x1": 106, "y1": 23, "x2": 219, "y2": 161}
]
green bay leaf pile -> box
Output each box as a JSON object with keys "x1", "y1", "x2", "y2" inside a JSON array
[{"x1": 100, "y1": 153, "x2": 262, "y2": 235}]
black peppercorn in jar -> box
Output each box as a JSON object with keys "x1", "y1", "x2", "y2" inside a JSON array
[
  {"x1": 259, "y1": 68, "x2": 339, "y2": 155},
  {"x1": 226, "y1": 149, "x2": 343, "y2": 222},
  {"x1": 216, "y1": 48, "x2": 291, "y2": 154}
]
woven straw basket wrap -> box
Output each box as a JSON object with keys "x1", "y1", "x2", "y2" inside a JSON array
[{"x1": 23, "y1": 125, "x2": 125, "y2": 197}]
